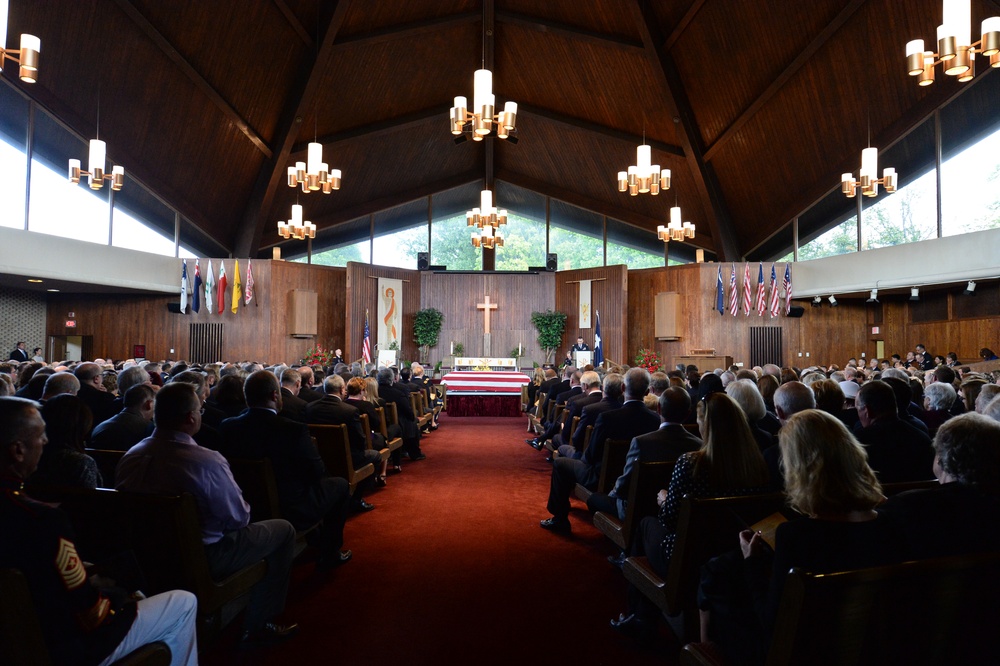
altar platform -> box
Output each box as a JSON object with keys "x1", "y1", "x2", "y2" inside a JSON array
[{"x1": 441, "y1": 370, "x2": 530, "y2": 417}]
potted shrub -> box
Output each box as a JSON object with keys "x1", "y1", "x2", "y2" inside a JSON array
[
  {"x1": 413, "y1": 308, "x2": 444, "y2": 364},
  {"x1": 531, "y1": 310, "x2": 568, "y2": 364}
]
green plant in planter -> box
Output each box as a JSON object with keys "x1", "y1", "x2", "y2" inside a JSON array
[
  {"x1": 531, "y1": 310, "x2": 568, "y2": 364},
  {"x1": 453, "y1": 342, "x2": 465, "y2": 357},
  {"x1": 433, "y1": 360, "x2": 443, "y2": 377},
  {"x1": 414, "y1": 307, "x2": 444, "y2": 364}
]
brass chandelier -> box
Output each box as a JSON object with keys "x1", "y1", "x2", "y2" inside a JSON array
[
  {"x1": 906, "y1": 0, "x2": 1000, "y2": 86},
  {"x1": 617, "y1": 143, "x2": 670, "y2": 196},
  {"x1": 277, "y1": 204, "x2": 315, "y2": 241},
  {"x1": 0, "y1": 1, "x2": 40, "y2": 83},
  {"x1": 841, "y1": 147, "x2": 897, "y2": 198},
  {"x1": 468, "y1": 189, "x2": 506, "y2": 249},
  {"x1": 450, "y1": 68, "x2": 518, "y2": 142},
  {"x1": 287, "y1": 141, "x2": 342, "y2": 194},
  {"x1": 657, "y1": 205, "x2": 694, "y2": 243}
]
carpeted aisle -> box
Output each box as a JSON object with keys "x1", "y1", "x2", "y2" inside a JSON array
[{"x1": 205, "y1": 414, "x2": 679, "y2": 665}]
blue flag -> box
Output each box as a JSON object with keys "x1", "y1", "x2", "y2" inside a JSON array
[
  {"x1": 716, "y1": 265, "x2": 724, "y2": 315},
  {"x1": 192, "y1": 260, "x2": 202, "y2": 313},
  {"x1": 593, "y1": 310, "x2": 603, "y2": 367}
]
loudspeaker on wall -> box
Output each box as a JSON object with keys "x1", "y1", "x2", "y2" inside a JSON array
[
  {"x1": 417, "y1": 252, "x2": 430, "y2": 271},
  {"x1": 545, "y1": 253, "x2": 557, "y2": 272},
  {"x1": 787, "y1": 306, "x2": 805, "y2": 318}
]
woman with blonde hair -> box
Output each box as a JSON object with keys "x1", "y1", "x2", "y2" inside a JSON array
[{"x1": 698, "y1": 410, "x2": 900, "y2": 663}]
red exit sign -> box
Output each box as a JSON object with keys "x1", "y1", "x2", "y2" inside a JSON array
[{"x1": 65, "y1": 319, "x2": 77, "y2": 328}]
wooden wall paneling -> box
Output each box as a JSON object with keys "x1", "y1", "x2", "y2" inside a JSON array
[
  {"x1": 554, "y1": 265, "x2": 627, "y2": 366},
  {"x1": 419, "y1": 271, "x2": 556, "y2": 366},
  {"x1": 269, "y1": 261, "x2": 347, "y2": 365},
  {"x1": 345, "y1": 263, "x2": 421, "y2": 364}
]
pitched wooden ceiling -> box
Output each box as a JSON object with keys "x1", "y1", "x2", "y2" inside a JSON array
[{"x1": 5, "y1": 0, "x2": 999, "y2": 261}]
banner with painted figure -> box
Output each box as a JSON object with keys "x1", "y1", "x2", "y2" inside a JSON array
[
  {"x1": 377, "y1": 277, "x2": 403, "y2": 350},
  {"x1": 578, "y1": 279, "x2": 592, "y2": 329}
]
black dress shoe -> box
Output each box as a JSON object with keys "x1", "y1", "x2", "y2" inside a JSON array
[
  {"x1": 539, "y1": 517, "x2": 570, "y2": 531},
  {"x1": 316, "y1": 549, "x2": 352, "y2": 571},
  {"x1": 407, "y1": 453, "x2": 426, "y2": 461},
  {"x1": 526, "y1": 438, "x2": 539, "y2": 447},
  {"x1": 241, "y1": 621, "x2": 299, "y2": 647},
  {"x1": 610, "y1": 613, "x2": 652, "y2": 644},
  {"x1": 352, "y1": 499, "x2": 375, "y2": 512},
  {"x1": 608, "y1": 551, "x2": 626, "y2": 569}
]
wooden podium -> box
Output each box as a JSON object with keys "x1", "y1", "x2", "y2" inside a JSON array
[{"x1": 672, "y1": 355, "x2": 733, "y2": 373}]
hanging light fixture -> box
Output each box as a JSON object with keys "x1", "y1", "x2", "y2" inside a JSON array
[
  {"x1": 277, "y1": 203, "x2": 315, "y2": 241},
  {"x1": 905, "y1": 1, "x2": 1000, "y2": 86},
  {"x1": 450, "y1": 69, "x2": 517, "y2": 143},
  {"x1": 841, "y1": 146, "x2": 897, "y2": 198},
  {"x1": 617, "y1": 139, "x2": 670, "y2": 196},
  {"x1": 287, "y1": 140, "x2": 342, "y2": 194},
  {"x1": 68, "y1": 87, "x2": 124, "y2": 192},
  {"x1": 656, "y1": 203, "x2": 695, "y2": 243},
  {"x1": 0, "y1": 0, "x2": 40, "y2": 83},
  {"x1": 468, "y1": 189, "x2": 506, "y2": 249}
]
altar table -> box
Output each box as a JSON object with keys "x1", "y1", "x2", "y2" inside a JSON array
[{"x1": 440, "y1": 371, "x2": 531, "y2": 417}]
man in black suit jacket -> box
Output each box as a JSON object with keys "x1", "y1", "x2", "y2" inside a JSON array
[
  {"x1": 90, "y1": 384, "x2": 155, "y2": 451},
  {"x1": 531, "y1": 368, "x2": 560, "y2": 416},
  {"x1": 220, "y1": 371, "x2": 352, "y2": 570},
  {"x1": 278, "y1": 367, "x2": 308, "y2": 423},
  {"x1": 541, "y1": 368, "x2": 659, "y2": 531},
  {"x1": 856, "y1": 381, "x2": 934, "y2": 483},
  {"x1": 377, "y1": 368, "x2": 425, "y2": 460},
  {"x1": 567, "y1": 374, "x2": 625, "y2": 454},
  {"x1": 8, "y1": 341, "x2": 29, "y2": 362},
  {"x1": 529, "y1": 370, "x2": 582, "y2": 448},
  {"x1": 296, "y1": 366, "x2": 324, "y2": 403},
  {"x1": 587, "y1": 387, "x2": 702, "y2": 519},
  {"x1": 306, "y1": 375, "x2": 383, "y2": 509},
  {"x1": 552, "y1": 371, "x2": 604, "y2": 453},
  {"x1": 73, "y1": 362, "x2": 118, "y2": 428}
]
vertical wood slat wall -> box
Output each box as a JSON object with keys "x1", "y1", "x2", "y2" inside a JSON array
[
  {"x1": 419, "y1": 271, "x2": 556, "y2": 363},
  {"x1": 554, "y1": 265, "x2": 627, "y2": 366},
  {"x1": 748, "y1": 326, "x2": 783, "y2": 368},
  {"x1": 345, "y1": 263, "x2": 422, "y2": 364},
  {"x1": 188, "y1": 323, "x2": 224, "y2": 364}
]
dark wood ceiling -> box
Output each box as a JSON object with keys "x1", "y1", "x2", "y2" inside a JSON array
[{"x1": 5, "y1": 0, "x2": 999, "y2": 261}]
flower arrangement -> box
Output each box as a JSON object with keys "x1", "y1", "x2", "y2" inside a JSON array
[
  {"x1": 303, "y1": 345, "x2": 336, "y2": 367},
  {"x1": 634, "y1": 348, "x2": 663, "y2": 373}
]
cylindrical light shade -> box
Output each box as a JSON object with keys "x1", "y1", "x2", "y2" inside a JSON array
[
  {"x1": 860, "y1": 147, "x2": 877, "y2": 179},
  {"x1": 481, "y1": 189, "x2": 492, "y2": 212},
  {"x1": 307, "y1": 143, "x2": 322, "y2": 175},
  {"x1": 68, "y1": 158, "x2": 81, "y2": 182},
  {"x1": 905, "y1": 39, "x2": 925, "y2": 57},
  {"x1": 906, "y1": 40, "x2": 926, "y2": 75},
  {"x1": 944, "y1": 0, "x2": 971, "y2": 47},
  {"x1": 473, "y1": 69, "x2": 492, "y2": 110},
  {"x1": 504, "y1": 101, "x2": 517, "y2": 115},
  {"x1": 636, "y1": 144, "x2": 651, "y2": 173},
  {"x1": 983, "y1": 17, "x2": 1000, "y2": 55},
  {"x1": 88, "y1": 139, "x2": 106, "y2": 174},
  {"x1": 454, "y1": 96, "x2": 467, "y2": 110},
  {"x1": 1, "y1": 1, "x2": 8, "y2": 49},
  {"x1": 919, "y1": 52, "x2": 936, "y2": 84},
  {"x1": 670, "y1": 206, "x2": 681, "y2": 227},
  {"x1": 291, "y1": 204, "x2": 303, "y2": 227},
  {"x1": 938, "y1": 24, "x2": 957, "y2": 60}
]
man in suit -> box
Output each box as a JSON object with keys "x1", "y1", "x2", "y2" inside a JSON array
[
  {"x1": 570, "y1": 337, "x2": 590, "y2": 352},
  {"x1": 278, "y1": 367, "x2": 308, "y2": 423},
  {"x1": 9, "y1": 342, "x2": 29, "y2": 362},
  {"x1": 117, "y1": 383, "x2": 299, "y2": 646},
  {"x1": 856, "y1": 380, "x2": 934, "y2": 483},
  {"x1": 587, "y1": 387, "x2": 702, "y2": 520},
  {"x1": 540, "y1": 368, "x2": 659, "y2": 531},
  {"x1": 567, "y1": 373, "x2": 624, "y2": 455},
  {"x1": 528, "y1": 367, "x2": 559, "y2": 417},
  {"x1": 306, "y1": 375, "x2": 381, "y2": 511},
  {"x1": 90, "y1": 384, "x2": 155, "y2": 451},
  {"x1": 73, "y1": 362, "x2": 118, "y2": 428},
  {"x1": 169, "y1": 371, "x2": 225, "y2": 452},
  {"x1": 377, "y1": 367, "x2": 425, "y2": 461},
  {"x1": 220, "y1": 371, "x2": 353, "y2": 570},
  {"x1": 296, "y1": 366, "x2": 324, "y2": 403},
  {"x1": 552, "y1": 370, "x2": 604, "y2": 454},
  {"x1": 528, "y1": 370, "x2": 582, "y2": 449}
]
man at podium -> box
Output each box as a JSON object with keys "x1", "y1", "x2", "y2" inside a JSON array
[{"x1": 570, "y1": 337, "x2": 590, "y2": 352}]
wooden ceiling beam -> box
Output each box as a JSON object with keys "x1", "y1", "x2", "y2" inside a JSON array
[
  {"x1": 495, "y1": 169, "x2": 715, "y2": 253},
  {"x1": 291, "y1": 106, "x2": 445, "y2": 155},
  {"x1": 662, "y1": 0, "x2": 707, "y2": 51},
  {"x1": 331, "y1": 11, "x2": 480, "y2": 50},
  {"x1": 628, "y1": 1, "x2": 739, "y2": 261},
  {"x1": 496, "y1": 10, "x2": 645, "y2": 52},
  {"x1": 261, "y1": 172, "x2": 483, "y2": 249},
  {"x1": 272, "y1": 0, "x2": 314, "y2": 49},
  {"x1": 235, "y1": 1, "x2": 351, "y2": 257},
  {"x1": 112, "y1": 0, "x2": 272, "y2": 159},
  {"x1": 518, "y1": 103, "x2": 684, "y2": 157},
  {"x1": 702, "y1": 0, "x2": 866, "y2": 163}
]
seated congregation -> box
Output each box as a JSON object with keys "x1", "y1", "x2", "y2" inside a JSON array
[
  {"x1": 0, "y1": 356, "x2": 442, "y2": 665},
  {"x1": 522, "y1": 353, "x2": 1000, "y2": 664}
]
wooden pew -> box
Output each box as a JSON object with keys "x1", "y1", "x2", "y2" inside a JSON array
[
  {"x1": 86, "y1": 447, "x2": 126, "y2": 488},
  {"x1": 521, "y1": 384, "x2": 530, "y2": 412},
  {"x1": 359, "y1": 413, "x2": 390, "y2": 464},
  {"x1": 623, "y1": 492, "x2": 787, "y2": 641},
  {"x1": 593, "y1": 460, "x2": 676, "y2": 553},
  {"x1": 227, "y1": 457, "x2": 318, "y2": 558},
  {"x1": 574, "y1": 438, "x2": 629, "y2": 503},
  {"x1": 47, "y1": 487, "x2": 266, "y2": 645},
  {"x1": 0, "y1": 568, "x2": 172, "y2": 666},
  {"x1": 681, "y1": 551, "x2": 1000, "y2": 666},
  {"x1": 307, "y1": 425, "x2": 374, "y2": 495},
  {"x1": 410, "y1": 392, "x2": 432, "y2": 429},
  {"x1": 375, "y1": 406, "x2": 403, "y2": 453}
]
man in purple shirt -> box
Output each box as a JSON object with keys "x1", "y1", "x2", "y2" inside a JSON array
[{"x1": 116, "y1": 383, "x2": 299, "y2": 646}]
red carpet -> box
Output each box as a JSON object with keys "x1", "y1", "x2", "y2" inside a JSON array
[{"x1": 205, "y1": 414, "x2": 680, "y2": 664}]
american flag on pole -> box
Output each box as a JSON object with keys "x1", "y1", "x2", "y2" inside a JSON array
[
  {"x1": 729, "y1": 263, "x2": 738, "y2": 316},
  {"x1": 362, "y1": 309, "x2": 372, "y2": 364},
  {"x1": 768, "y1": 263, "x2": 780, "y2": 317},
  {"x1": 742, "y1": 262, "x2": 752, "y2": 316},
  {"x1": 783, "y1": 264, "x2": 793, "y2": 315},
  {"x1": 755, "y1": 263, "x2": 767, "y2": 316}
]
